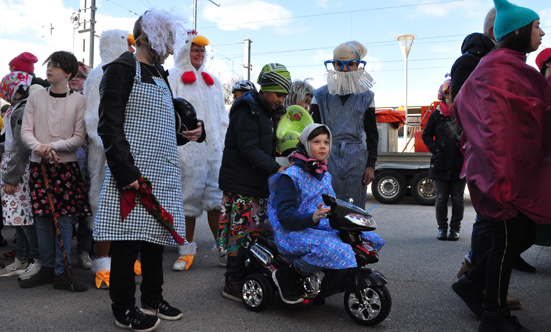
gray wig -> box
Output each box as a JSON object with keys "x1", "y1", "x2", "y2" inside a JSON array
[{"x1": 283, "y1": 79, "x2": 314, "y2": 109}]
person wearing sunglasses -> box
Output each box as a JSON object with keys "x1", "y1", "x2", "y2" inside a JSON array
[
  {"x1": 168, "y1": 31, "x2": 228, "y2": 272},
  {"x1": 310, "y1": 41, "x2": 377, "y2": 210}
]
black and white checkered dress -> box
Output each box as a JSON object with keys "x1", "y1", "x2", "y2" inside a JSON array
[{"x1": 93, "y1": 55, "x2": 185, "y2": 247}]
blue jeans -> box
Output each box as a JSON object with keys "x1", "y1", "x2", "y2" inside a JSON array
[
  {"x1": 35, "y1": 216, "x2": 78, "y2": 275},
  {"x1": 15, "y1": 225, "x2": 39, "y2": 261},
  {"x1": 433, "y1": 178, "x2": 466, "y2": 231}
]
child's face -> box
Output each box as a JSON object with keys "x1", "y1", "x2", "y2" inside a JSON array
[
  {"x1": 46, "y1": 61, "x2": 71, "y2": 86},
  {"x1": 309, "y1": 133, "x2": 330, "y2": 162},
  {"x1": 296, "y1": 95, "x2": 312, "y2": 111}
]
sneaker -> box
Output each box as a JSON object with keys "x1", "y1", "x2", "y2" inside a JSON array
[
  {"x1": 451, "y1": 275, "x2": 484, "y2": 317},
  {"x1": 18, "y1": 260, "x2": 42, "y2": 280},
  {"x1": 141, "y1": 300, "x2": 183, "y2": 321},
  {"x1": 78, "y1": 251, "x2": 93, "y2": 270},
  {"x1": 3, "y1": 249, "x2": 16, "y2": 260},
  {"x1": 53, "y1": 270, "x2": 88, "y2": 292},
  {"x1": 272, "y1": 264, "x2": 305, "y2": 305},
  {"x1": 0, "y1": 257, "x2": 28, "y2": 277},
  {"x1": 222, "y1": 275, "x2": 243, "y2": 302},
  {"x1": 115, "y1": 307, "x2": 160, "y2": 332},
  {"x1": 479, "y1": 308, "x2": 533, "y2": 332},
  {"x1": 218, "y1": 252, "x2": 228, "y2": 267},
  {"x1": 19, "y1": 266, "x2": 55, "y2": 288}
]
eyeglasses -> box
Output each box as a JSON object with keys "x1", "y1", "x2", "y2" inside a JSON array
[
  {"x1": 71, "y1": 74, "x2": 87, "y2": 81},
  {"x1": 190, "y1": 49, "x2": 206, "y2": 54},
  {"x1": 324, "y1": 59, "x2": 366, "y2": 72},
  {"x1": 46, "y1": 61, "x2": 61, "y2": 69}
]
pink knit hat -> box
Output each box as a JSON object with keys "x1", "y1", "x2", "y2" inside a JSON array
[{"x1": 9, "y1": 52, "x2": 38, "y2": 74}]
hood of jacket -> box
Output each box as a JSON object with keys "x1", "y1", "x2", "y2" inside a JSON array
[
  {"x1": 460, "y1": 33, "x2": 495, "y2": 57},
  {"x1": 173, "y1": 32, "x2": 208, "y2": 72},
  {"x1": 99, "y1": 29, "x2": 131, "y2": 65}
]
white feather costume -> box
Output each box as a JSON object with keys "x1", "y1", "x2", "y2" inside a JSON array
[
  {"x1": 83, "y1": 29, "x2": 131, "y2": 231},
  {"x1": 168, "y1": 33, "x2": 228, "y2": 218}
]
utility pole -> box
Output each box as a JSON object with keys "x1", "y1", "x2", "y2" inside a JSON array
[
  {"x1": 74, "y1": 0, "x2": 97, "y2": 67},
  {"x1": 243, "y1": 38, "x2": 252, "y2": 80},
  {"x1": 193, "y1": 0, "x2": 219, "y2": 31}
]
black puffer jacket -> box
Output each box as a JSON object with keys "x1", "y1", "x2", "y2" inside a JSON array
[
  {"x1": 450, "y1": 33, "x2": 495, "y2": 102},
  {"x1": 219, "y1": 91, "x2": 283, "y2": 198},
  {"x1": 422, "y1": 106, "x2": 463, "y2": 181}
]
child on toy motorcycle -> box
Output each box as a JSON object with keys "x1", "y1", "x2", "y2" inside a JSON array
[{"x1": 267, "y1": 124, "x2": 385, "y2": 304}]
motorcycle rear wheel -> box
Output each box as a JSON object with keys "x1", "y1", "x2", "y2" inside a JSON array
[
  {"x1": 344, "y1": 285, "x2": 392, "y2": 326},
  {"x1": 242, "y1": 273, "x2": 273, "y2": 312}
]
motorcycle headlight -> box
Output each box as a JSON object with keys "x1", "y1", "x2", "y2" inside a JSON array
[{"x1": 344, "y1": 214, "x2": 377, "y2": 228}]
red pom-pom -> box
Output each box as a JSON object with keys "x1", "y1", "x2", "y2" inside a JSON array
[
  {"x1": 182, "y1": 71, "x2": 196, "y2": 84},
  {"x1": 201, "y1": 72, "x2": 214, "y2": 86}
]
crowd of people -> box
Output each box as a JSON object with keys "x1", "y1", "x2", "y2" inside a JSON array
[{"x1": 1, "y1": 0, "x2": 550, "y2": 331}]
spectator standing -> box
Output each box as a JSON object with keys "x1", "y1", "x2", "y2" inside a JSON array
[
  {"x1": 168, "y1": 31, "x2": 229, "y2": 271},
  {"x1": 93, "y1": 10, "x2": 203, "y2": 331},
  {"x1": 217, "y1": 63, "x2": 291, "y2": 302},
  {"x1": 422, "y1": 77, "x2": 465, "y2": 241},
  {"x1": 451, "y1": 1, "x2": 550, "y2": 330},
  {"x1": 310, "y1": 41, "x2": 378, "y2": 209}
]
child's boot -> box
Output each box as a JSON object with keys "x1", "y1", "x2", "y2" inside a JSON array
[
  {"x1": 0, "y1": 257, "x2": 28, "y2": 277},
  {"x1": 18, "y1": 259, "x2": 42, "y2": 280},
  {"x1": 272, "y1": 263, "x2": 305, "y2": 304}
]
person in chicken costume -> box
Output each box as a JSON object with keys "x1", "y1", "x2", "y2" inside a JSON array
[
  {"x1": 83, "y1": 29, "x2": 137, "y2": 288},
  {"x1": 168, "y1": 31, "x2": 229, "y2": 271}
]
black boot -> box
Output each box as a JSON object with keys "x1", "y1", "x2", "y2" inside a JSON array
[
  {"x1": 222, "y1": 274, "x2": 244, "y2": 303},
  {"x1": 437, "y1": 229, "x2": 447, "y2": 241},
  {"x1": 53, "y1": 270, "x2": 88, "y2": 292},
  {"x1": 448, "y1": 230, "x2": 460, "y2": 241},
  {"x1": 451, "y1": 275, "x2": 484, "y2": 317},
  {"x1": 512, "y1": 256, "x2": 536, "y2": 273},
  {"x1": 272, "y1": 264, "x2": 304, "y2": 304},
  {"x1": 479, "y1": 308, "x2": 533, "y2": 332},
  {"x1": 19, "y1": 266, "x2": 54, "y2": 288}
]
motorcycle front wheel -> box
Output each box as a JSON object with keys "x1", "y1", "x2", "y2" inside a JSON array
[
  {"x1": 344, "y1": 285, "x2": 392, "y2": 326},
  {"x1": 242, "y1": 273, "x2": 273, "y2": 312}
]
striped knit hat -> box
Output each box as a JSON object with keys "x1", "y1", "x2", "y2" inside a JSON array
[{"x1": 257, "y1": 63, "x2": 292, "y2": 94}]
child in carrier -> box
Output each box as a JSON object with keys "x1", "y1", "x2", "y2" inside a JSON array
[{"x1": 268, "y1": 124, "x2": 385, "y2": 304}]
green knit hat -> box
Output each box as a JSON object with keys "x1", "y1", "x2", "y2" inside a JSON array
[
  {"x1": 257, "y1": 63, "x2": 292, "y2": 94},
  {"x1": 493, "y1": 0, "x2": 539, "y2": 42}
]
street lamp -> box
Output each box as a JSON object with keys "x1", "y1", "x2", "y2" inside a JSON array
[{"x1": 395, "y1": 34, "x2": 417, "y2": 141}]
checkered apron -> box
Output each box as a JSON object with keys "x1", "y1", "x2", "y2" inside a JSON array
[{"x1": 93, "y1": 55, "x2": 185, "y2": 247}]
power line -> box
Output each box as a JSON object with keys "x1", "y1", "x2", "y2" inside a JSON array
[
  {"x1": 199, "y1": 0, "x2": 465, "y2": 30},
  {"x1": 285, "y1": 57, "x2": 458, "y2": 68},
  {"x1": 104, "y1": 0, "x2": 139, "y2": 15},
  {"x1": 293, "y1": 66, "x2": 454, "y2": 79}
]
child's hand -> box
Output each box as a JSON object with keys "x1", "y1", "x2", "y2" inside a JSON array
[
  {"x1": 3, "y1": 183, "x2": 17, "y2": 195},
  {"x1": 313, "y1": 203, "x2": 331, "y2": 224},
  {"x1": 35, "y1": 144, "x2": 59, "y2": 161}
]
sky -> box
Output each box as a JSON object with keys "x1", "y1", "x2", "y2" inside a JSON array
[{"x1": 1, "y1": 0, "x2": 550, "y2": 107}]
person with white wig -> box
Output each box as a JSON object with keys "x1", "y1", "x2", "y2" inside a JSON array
[
  {"x1": 310, "y1": 41, "x2": 378, "y2": 209},
  {"x1": 94, "y1": 9, "x2": 203, "y2": 331}
]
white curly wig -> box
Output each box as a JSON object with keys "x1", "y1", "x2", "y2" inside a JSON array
[{"x1": 137, "y1": 8, "x2": 188, "y2": 56}]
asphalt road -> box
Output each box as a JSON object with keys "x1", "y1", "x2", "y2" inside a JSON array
[{"x1": 1, "y1": 193, "x2": 550, "y2": 332}]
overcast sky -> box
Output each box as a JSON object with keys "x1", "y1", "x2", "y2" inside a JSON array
[{"x1": 1, "y1": 0, "x2": 550, "y2": 107}]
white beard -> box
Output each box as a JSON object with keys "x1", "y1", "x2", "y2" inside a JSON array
[{"x1": 326, "y1": 69, "x2": 375, "y2": 95}]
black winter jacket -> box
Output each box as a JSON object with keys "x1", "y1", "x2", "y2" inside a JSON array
[
  {"x1": 219, "y1": 91, "x2": 283, "y2": 198},
  {"x1": 450, "y1": 33, "x2": 495, "y2": 102},
  {"x1": 422, "y1": 106, "x2": 463, "y2": 181}
]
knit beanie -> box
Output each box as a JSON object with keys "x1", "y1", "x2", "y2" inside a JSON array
[
  {"x1": 493, "y1": 0, "x2": 539, "y2": 42},
  {"x1": 9, "y1": 52, "x2": 38, "y2": 74},
  {"x1": 257, "y1": 63, "x2": 292, "y2": 94}
]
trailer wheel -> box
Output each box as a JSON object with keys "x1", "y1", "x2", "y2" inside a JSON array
[
  {"x1": 410, "y1": 171, "x2": 436, "y2": 206},
  {"x1": 371, "y1": 170, "x2": 406, "y2": 204}
]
